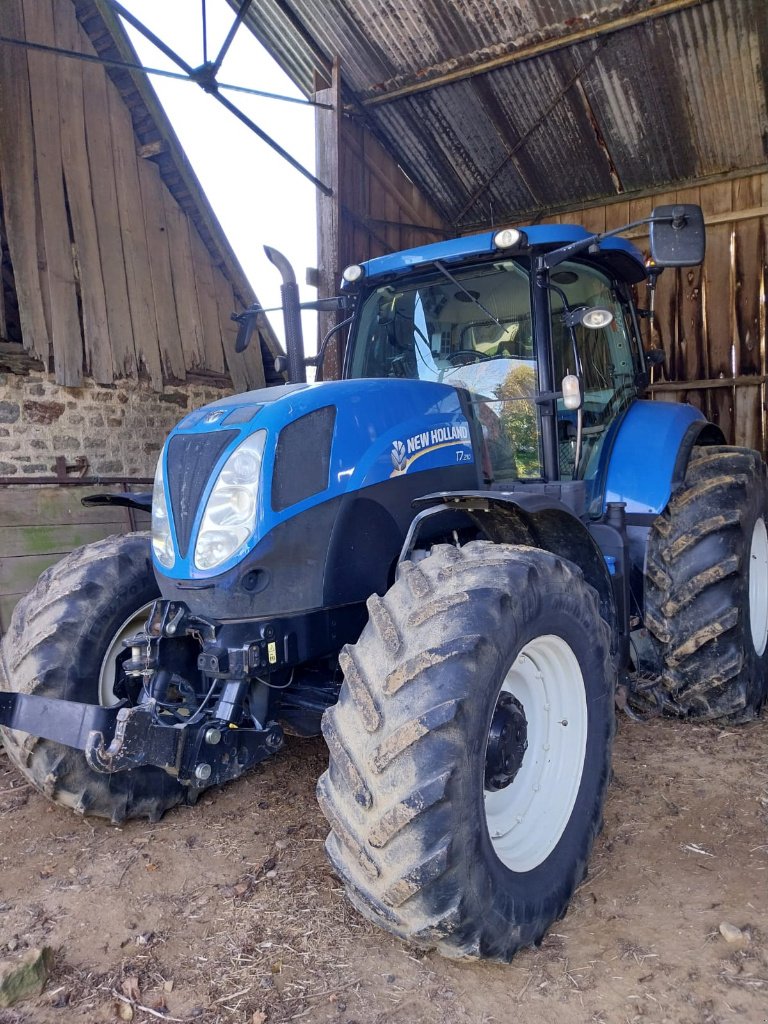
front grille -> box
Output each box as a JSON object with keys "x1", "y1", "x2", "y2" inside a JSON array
[{"x1": 167, "y1": 431, "x2": 237, "y2": 558}]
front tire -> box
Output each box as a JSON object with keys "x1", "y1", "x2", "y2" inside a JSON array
[
  {"x1": 0, "y1": 533, "x2": 189, "y2": 822},
  {"x1": 317, "y1": 541, "x2": 615, "y2": 961},
  {"x1": 644, "y1": 446, "x2": 768, "y2": 721}
]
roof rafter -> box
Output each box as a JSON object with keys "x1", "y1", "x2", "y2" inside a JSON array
[{"x1": 362, "y1": 0, "x2": 710, "y2": 107}]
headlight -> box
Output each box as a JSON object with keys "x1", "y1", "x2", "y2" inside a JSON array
[
  {"x1": 151, "y1": 453, "x2": 175, "y2": 569},
  {"x1": 194, "y1": 431, "x2": 267, "y2": 571}
]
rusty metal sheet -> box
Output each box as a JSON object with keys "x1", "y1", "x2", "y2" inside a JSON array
[{"x1": 234, "y1": 0, "x2": 768, "y2": 228}]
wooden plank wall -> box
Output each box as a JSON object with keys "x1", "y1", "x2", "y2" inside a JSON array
[
  {"x1": 337, "y1": 126, "x2": 448, "y2": 268},
  {"x1": 541, "y1": 173, "x2": 768, "y2": 455},
  {"x1": 315, "y1": 64, "x2": 447, "y2": 377},
  {"x1": 0, "y1": 485, "x2": 150, "y2": 637},
  {"x1": 0, "y1": 0, "x2": 265, "y2": 392}
]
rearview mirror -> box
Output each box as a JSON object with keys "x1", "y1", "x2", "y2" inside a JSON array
[
  {"x1": 235, "y1": 316, "x2": 256, "y2": 353},
  {"x1": 649, "y1": 204, "x2": 705, "y2": 267}
]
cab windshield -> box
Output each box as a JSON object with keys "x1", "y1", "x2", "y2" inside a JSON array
[{"x1": 347, "y1": 259, "x2": 541, "y2": 481}]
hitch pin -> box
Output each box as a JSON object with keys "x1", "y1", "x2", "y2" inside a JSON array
[{"x1": 164, "y1": 605, "x2": 185, "y2": 636}]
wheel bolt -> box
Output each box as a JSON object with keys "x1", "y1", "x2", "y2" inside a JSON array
[
  {"x1": 195, "y1": 763, "x2": 212, "y2": 782},
  {"x1": 205, "y1": 728, "x2": 222, "y2": 745}
]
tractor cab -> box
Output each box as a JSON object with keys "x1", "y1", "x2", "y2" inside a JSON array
[{"x1": 341, "y1": 225, "x2": 651, "y2": 516}]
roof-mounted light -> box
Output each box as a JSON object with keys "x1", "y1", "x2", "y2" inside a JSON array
[
  {"x1": 493, "y1": 228, "x2": 525, "y2": 250},
  {"x1": 342, "y1": 264, "x2": 364, "y2": 284}
]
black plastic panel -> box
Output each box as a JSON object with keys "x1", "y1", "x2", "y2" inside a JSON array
[
  {"x1": 271, "y1": 406, "x2": 336, "y2": 513},
  {"x1": 167, "y1": 431, "x2": 237, "y2": 558}
]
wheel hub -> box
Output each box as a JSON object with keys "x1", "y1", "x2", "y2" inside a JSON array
[{"x1": 484, "y1": 692, "x2": 528, "y2": 791}]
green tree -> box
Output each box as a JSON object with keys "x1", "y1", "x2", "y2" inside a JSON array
[{"x1": 497, "y1": 365, "x2": 539, "y2": 477}]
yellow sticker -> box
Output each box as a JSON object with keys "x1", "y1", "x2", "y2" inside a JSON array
[{"x1": 268, "y1": 641, "x2": 277, "y2": 665}]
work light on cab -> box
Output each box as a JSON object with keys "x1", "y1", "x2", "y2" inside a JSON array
[{"x1": 493, "y1": 228, "x2": 525, "y2": 249}]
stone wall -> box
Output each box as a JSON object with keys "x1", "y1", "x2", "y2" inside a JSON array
[{"x1": 0, "y1": 374, "x2": 231, "y2": 479}]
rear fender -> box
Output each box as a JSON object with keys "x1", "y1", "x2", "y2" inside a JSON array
[{"x1": 604, "y1": 400, "x2": 725, "y2": 515}]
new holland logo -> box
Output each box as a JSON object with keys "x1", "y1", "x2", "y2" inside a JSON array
[
  {"x1": 390, "y1": 422, "x2": 472, "y2": 476},
  {"x1": 391, "y1": 439, "x2": 407, "y2": 472}
]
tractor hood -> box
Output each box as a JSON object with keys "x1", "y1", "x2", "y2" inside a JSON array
[{"x1": 152, "y1": 378, "x2": 479, "y2": 585}]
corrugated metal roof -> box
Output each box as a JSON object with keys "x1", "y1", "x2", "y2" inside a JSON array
[{"x1": 236, "y1": 0, "x2": 768, "y2": 229}]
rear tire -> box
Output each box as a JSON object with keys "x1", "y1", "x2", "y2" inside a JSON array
[
  {"x1": 0, "y1": 533, "x2": 189, "y2": 822},
  {"x1": 317, "y1": 541, "x2": 615, "y2": 961},
  {"x1": 644, "y1": 446, "x2": 768, "y2": 721}
]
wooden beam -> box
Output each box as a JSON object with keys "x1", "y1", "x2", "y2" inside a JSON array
[
  {"x1": 315, "y1": 61, "x2": 343, "y2": 379},
  {"x1": 0, "y1": 341, "x2": 44, "y2": 373},
  {"x1": 0, "y1": 0, "x2": 50, "y2": 365},
  {"x1": 161, "y1": 183, "x2": 206, "y2": 374},
  {"x1": 649, "y1": 375, "x2": 768, "y2": 392},
  {"x1": 107, "y1": 77, "x2": 163, "y2": 389},
  {"x1": 55, "y1": 0, "x2": 113, "y2": 384},
  {"x1": 80, "y1": 28, "x2": 137, "y2": 379},
  {"x1": 138, "y1": 157, "x2": 186, "y2": 382},
  {"x1": 189, "y1": 226, "x2": 227, "y2": 376},
  {"x1": 484, "y1": 164, "x2": 768, "y2": 236},
  {"x1": 24, "y1": 0, "x2": 82, "y2": 385},
  {"x1": 362, "y1": 0, "x2": 708, "y2": 107}
]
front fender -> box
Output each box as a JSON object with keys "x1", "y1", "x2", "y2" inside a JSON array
[{"x1": 407, "y1": 491, "x2": 617, "y2": 652}]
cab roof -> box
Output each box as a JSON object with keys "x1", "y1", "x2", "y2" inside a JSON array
[{"x1": 357, "y1": 225, "x2": 647, "y2": 285}]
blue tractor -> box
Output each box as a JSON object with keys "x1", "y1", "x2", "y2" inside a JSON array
[{"x1": 1, "y1": 206, "x2": 766, "y2": 961}]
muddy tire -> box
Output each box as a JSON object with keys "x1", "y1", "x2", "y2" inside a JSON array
[
  {"x1": 317, "y1": 541, "x2": 615, "y2": 962},
  {"x1": 644, "y1": 446, "x2": 768, "y2": 722},
  {"x1": 0, "y1": 533, "x2": 189, "y2": 822}
]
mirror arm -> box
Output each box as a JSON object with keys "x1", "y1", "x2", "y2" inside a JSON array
[
  {"x1": 306, "y1": 314, "x2": 355, "y2": 379},
  {"x1": 538, "y1": 213, "x2": 678, "y2": 273}
]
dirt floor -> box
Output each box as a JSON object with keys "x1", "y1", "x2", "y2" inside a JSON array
[{"x1": 0, "y1": 713, "x2": 766, "y2": 1024}]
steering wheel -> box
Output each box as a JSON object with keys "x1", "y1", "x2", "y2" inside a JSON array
[{"x1": 446, "y1": 349, "x2": 493, "y2": 366}]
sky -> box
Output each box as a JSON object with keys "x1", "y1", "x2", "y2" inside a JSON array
[{"x1": 119, "y1": 0, "x2": 319, "y2": 351}]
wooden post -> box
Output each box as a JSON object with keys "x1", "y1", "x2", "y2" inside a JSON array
[
  {"x1": 23, "y1": 0, "x2": 82, "y2": 385},
  {"x1": 315, "y1": 61, "x2": 342, "y2": 379}
]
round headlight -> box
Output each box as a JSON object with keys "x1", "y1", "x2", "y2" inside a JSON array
[
  {"x1": 230, "y1": 449, "x2": 261, "y2": 483},
  {"x1": 493, "y1": 228, "x2": 522, "y2": 249},
  {"x1": 342, "y1": 264, "x2": 364, "y2": 283}
]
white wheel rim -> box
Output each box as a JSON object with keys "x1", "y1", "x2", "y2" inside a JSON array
[
  {"x1": 749, "y1": 517, "x2": 768, "y2": 657},
  {"x1": 484, "y1": 635, "x2": 588, "y2": 873},
  {"x1": 98, "y1": 602, "x2": 154, "y2": 707}
]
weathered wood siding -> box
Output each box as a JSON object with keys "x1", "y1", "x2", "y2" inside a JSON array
[
  {"x1": 0, "y1": 0, "x2": 266, "y2": 391},
  {"x1": 314, "y1": 68, "x2": 765, "y2": 451},
  {"x1": 315, "y1": 63, "x2": 447, "y2": 376},
  {"x1": 540, "y1": 172, "x2": 768, "y2": 455},
  {"x1": 0, "y1": 485, "x2": 150, "y2": 636}
]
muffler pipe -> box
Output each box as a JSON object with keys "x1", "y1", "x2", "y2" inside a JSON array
[{"x1": 264, "y1": 246, "x2": 306, "y2": 384}]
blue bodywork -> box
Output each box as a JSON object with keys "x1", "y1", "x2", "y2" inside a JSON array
[
  {"x1": 157, "y1": 378, "x2": 475, "y2": 580},
  {"x1": 359, "y1": 225, "x2": 646, "y2": 281},
  {"x1": 156, "y1": 223, "x2": 710, "y2": 629},
  {"x1": 603, "y1": 400, "x2": 705, "y2": 514}
]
